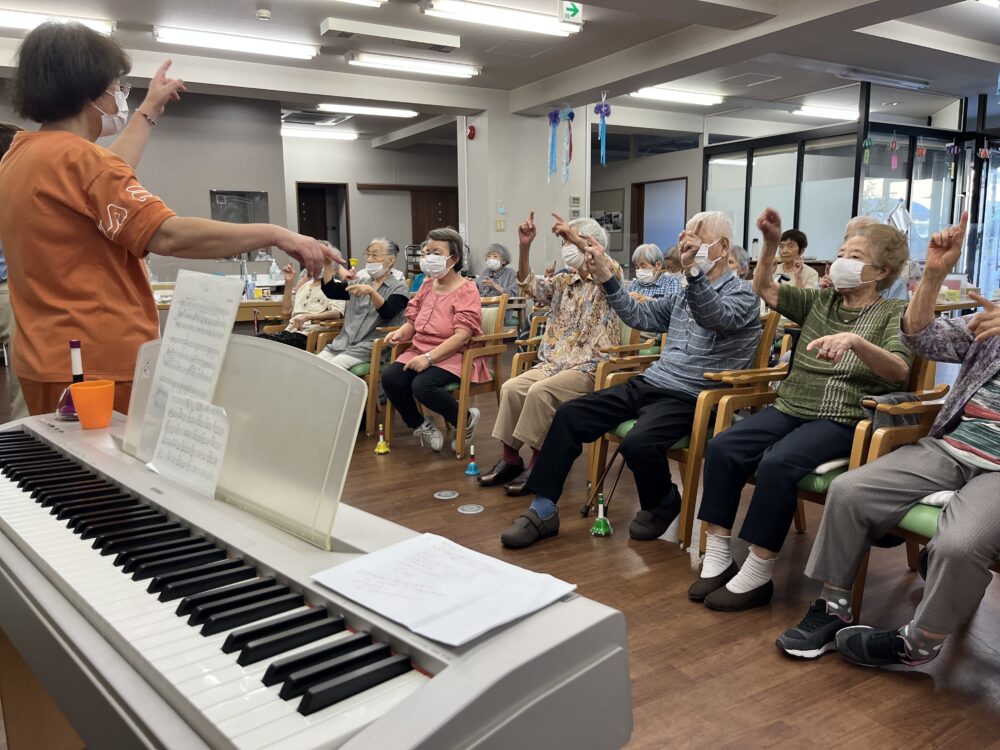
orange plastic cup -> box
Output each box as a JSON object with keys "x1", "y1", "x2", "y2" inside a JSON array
[{"x1": 69, "y1": 380, "x2": 115, "y2": 429}]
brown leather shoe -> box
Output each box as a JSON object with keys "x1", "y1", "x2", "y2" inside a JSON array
[
  {"x1": 504, "y1": 468, "x2": 532, "y2": 496},
  {"x1": 687, "y1": 561, "x2": 739, "y2": 602},
  {"x1": 478, "y1": 459, "x2": 524, "y2": 487},
  {"x1": 704, "y1": 580, "x2": 774, "y2": 611}
]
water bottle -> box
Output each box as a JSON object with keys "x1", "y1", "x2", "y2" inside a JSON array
[
  {"x1": 269, "y1": 259, "x2": 281, "y2": 281},
  {"x1": 245, "y1": 274, "x2": 255, "y2": 301}
]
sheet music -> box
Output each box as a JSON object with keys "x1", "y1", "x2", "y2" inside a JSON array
[
  {"x1": 312, "y1": 533, "x2": 576, "y2": 646},
  {"x1": 148, "y1": 393, "x2": 229, "y2": 499},
  {"x1": 137, "y1": 271, "x2": 242, "y2": 461}
]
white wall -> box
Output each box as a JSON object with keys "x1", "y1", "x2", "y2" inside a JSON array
[{"x1": 282, "y1": 137, "x2": 457, "y2": 260}]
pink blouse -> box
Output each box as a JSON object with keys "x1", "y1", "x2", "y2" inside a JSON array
[{"x1": 396, "y1": 279, "x2": 491, "y2": 382}]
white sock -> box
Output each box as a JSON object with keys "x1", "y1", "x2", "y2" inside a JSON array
[
  {"x1": 726, "y1": 550, "x2": 777, "y2": 594},
  {"x1": 700, "y1": 533, "x2": 732, "y2": 578}
]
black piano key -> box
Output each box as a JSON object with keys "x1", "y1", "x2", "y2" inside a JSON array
[
  {"x1": 101, "y1": 526, "x2": 190, "y2": 556},
  {"x1": 68, "y1": 506, "x2": 156, "y2": 531},
  {"x1": 223, "y1": 608, "x2": 329, "y2": 654},
  {"x1": 79, "y1": 513, "x2": 169, "y2": 540},
  {"x1": 120, "y1": 538, "x2": 213, "y2": 571},
  {"x1": 150, "y1": 558, "x2": 248, "y2": 595},
  {"x1": 35, "y1": 481, "x2": 111, "y2": 503},
  {"x1": 50, "y1": 488, "x2": 128, "y2": 508},
  {"x1": 175, "y1": 576, "x2": 275, "y2": 616},
  {"x1": 279, "y1": 643, "x2": 390, "y2": 700},
  {"x1": 131, "y1": 548, "x2": 226, "y2": 581},
  {"x1": 298, "y1": 655, "x2": 411, "y2": 716},
  {"x1": 22, "y1": 470, "x2": 92, "y2": 489},
  {"x1": 238, "y1": 616, "x2": 345, "y2": 667},
  {"x1": 200, "y1": 593, "x2": 303, "y2": 636},
  {"x1": 188, "y1": 583, "x2": 290, "y2": 625},
  {"x1": 94, "y1": 521, "x2": 183, "y2": 550},
  {"x1": 7, "y1": 455, "x2": 76, "y2": 470},
  {"x1": 156, "y1": 564, "x2": 256, "y2": 602},
  {"x1": 6, "y1": 460, "x2": 76, "y2": 478},
  {"x1": 55, "y1": 496, "x2": 134, "y2": 519},
  {"x1": 262, "y1": 632, "x2": 373, "y2": 687},
  {"x1": 15, "y1": 468, "x2": 87, "y2": 486}
]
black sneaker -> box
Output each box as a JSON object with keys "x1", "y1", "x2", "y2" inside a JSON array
[
  {"x1": 776, "y1": 600, "x2": 849, "y2": 659},
  {"x1": 836, "y1": 626, "x2": 931, "y2": 668}
]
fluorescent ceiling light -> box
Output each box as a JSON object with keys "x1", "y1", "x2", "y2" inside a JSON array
[
  {"x1": 318, "y1": 103, "x2": 419, "y2": 118},
  {"x1": 976, "y1": 0, "x2": 999, "y2": 8},
  {"x1": 0, "y1": 9, "x2": 115, "y2": 34},
  {"x1": 420, "y1": 0, "x2": 581, "y2": 37},
  {"x1": 332, "y1": 0, "x2": 388, "y2": 6},
  {"x1": 712, "y1": 158, "x2": 747, "y2": 166},
  {"x1": 629, "y1": 88, "x2": 723, "y2": 106},
  {"x1": 281, "y1": 126, "x2": 359, "y2": 141},
  {"x1": 154, "y1": 26, "x2": 319, "y2": 59},
  {"x1": 792, "y1": 105, "x2": 858, "y2": 120},
  {"x1": 345, "y1": 51, "x2": 479, "y2": 78},
  {"x1": 836, "y1": 69, "x2": 930, "y2": 91}
]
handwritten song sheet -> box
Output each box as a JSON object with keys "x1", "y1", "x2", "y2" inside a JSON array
[
  {"x1": 137, "y1": 271, "x2": 243, "y2": 461},
  {"x1": 312, "y1": 534, "x2": 576, "y2": 646},
  {"x1": 149, "y1": 393, "x2": 229, "y2": 499}
]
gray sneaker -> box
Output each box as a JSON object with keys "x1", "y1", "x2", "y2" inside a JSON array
[
  {"x1": 500, "y1": 508, "x2": 559, "y2": 549},
  {"x1": 413, "y1": 419, "x2": 444, "y2": 451},
  {"x1": 776, "y1": 600, "x2": 848, "y2": 659},
  {"x1": 451, "y1": 407, "x2": 481, "y2": 454}
]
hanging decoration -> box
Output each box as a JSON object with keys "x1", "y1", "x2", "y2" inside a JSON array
[
  {"x1": 979, "y1": 146, "x2": 992, "y2": 160},
  {"x1": 547, "y1": 109, "x2": 561, "y2": 182},
  {"x1": 915, "y1": 137, "x2": 926, "y2": 160},
  {"x1": 889, "y1": 132, "x2": 899, "y2": 171},
  {"x1": 862, "y1": 135, "x2": 875, "y2": 165},
  {"x1": 946, "y1": 141, "x2": 961, "y2": 180},
  {"x1": 594, "y1": 92, "x2": 612, "y2": 167},
  {"x1": 562, "y1": 107, "x2": 575, "y2": 184}
]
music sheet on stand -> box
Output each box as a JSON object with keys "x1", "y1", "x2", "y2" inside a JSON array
[
  {"x1": 137, "y1": 270, "x2": 243, "y2": 461},
  {"x1": 312, "y1": 533, "x2": 576, "y2": 646},
  {"x1": 148, "y1": 393, "x2": 229, "y2": 499}
]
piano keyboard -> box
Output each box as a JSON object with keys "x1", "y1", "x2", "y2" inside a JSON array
[{"x1": 0, "y1": 430, "x2": 429, "y2": 750}]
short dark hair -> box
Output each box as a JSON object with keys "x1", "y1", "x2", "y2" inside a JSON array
[
  {"x1": 426, "y1": 227, "x2": 464, "y2": 273},
  {"x1": 0, "y1": 122, "x2": 23, "y2": 159},
  {"x1": 779, "y1": 229, "x2": 808, "y2": 253},
  {"x1": 9, "y1": 22, "x2": 131, "y2": 123}
]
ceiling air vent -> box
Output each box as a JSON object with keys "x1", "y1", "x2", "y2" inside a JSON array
[{"x1": 281, "y1": 112, "x2": 353, "y2": 126}]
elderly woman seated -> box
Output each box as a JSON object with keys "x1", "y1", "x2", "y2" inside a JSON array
[
  {"x1": 689, "y1": 207, "x2": 913, "y2": 611},
  {"x1": 381, "y1": 228, "x2": 489, "y2": 452},
  {"x1": 317, "y1": 238, "x2": 410, "y2": 369},
  {"x1": 728, "y1": 245, "x2": 750, "y2": 279},
  {"x1": 257, "y1": 259, "x2": 345, "y2": 349},
  {"x1": 476, "y1": 243, "x2": 519, "y2": 298},
  {"x1": 626, "y1": 243, "x2": 680, "y2": 301},
  {"x1": 772, "y1": 229, "x2": 819, "y2": 289}
]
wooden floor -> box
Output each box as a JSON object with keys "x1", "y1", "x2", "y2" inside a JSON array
[{"x1": 1, "y1": 361, "x2": 999, "y2": 748}]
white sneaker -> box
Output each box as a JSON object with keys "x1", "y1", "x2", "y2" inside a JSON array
[
  {"x1": 413, "y1": 419, "x2": 444, "y2": 451},
  {"x1": 451, "y1": 407, "x2": 480, "y2": 454}
]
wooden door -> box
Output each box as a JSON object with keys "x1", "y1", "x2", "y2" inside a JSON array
[
  {"x1": 411, "y1": 189, "x2": 459, "y2": 244},
  {"x1": 297, "y1": 185, "x2": 328, "y2": 241}
]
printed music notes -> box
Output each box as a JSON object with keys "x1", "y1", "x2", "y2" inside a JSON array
[
  {"x1": 149, "y1": 393, "x2": 229, "y2": 499},
  {"x1": 137, "y1": 271, "x2": 242, "y2": 461}
]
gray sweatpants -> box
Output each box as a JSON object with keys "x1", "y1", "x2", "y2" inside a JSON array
[{"x1": 805, "y1": 437, "x2": 1000, "y2": 634}]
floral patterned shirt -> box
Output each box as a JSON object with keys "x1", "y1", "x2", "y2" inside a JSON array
[{"x1": 520, "y1": 262, "x2": 622, "y2": 376}]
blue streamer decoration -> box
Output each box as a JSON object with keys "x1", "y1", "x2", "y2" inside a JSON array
[
  {"x1": 594, "y1": 101, "x2": 611, "y2": 166},
  {"x1": 547, "y1": 109, "x2": 560, "y2": 182}
]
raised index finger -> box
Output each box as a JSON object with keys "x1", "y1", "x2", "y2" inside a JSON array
[
  {"x1": 155, "y1": 59, "x2": 173, "y2": 80},
  {"x1": 528, "y1": 210, "x2": 535, "y2": 225},
  {"x1": 551, "y1": 212, "x2": 566, "y2": 224},
  {"x1": 968, "y1": 291, "x2": 997, "y2": 311}
]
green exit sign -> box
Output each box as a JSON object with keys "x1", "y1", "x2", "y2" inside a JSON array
[{"x1": 561, "y1": 1, "x2": 583, "y2": 24}]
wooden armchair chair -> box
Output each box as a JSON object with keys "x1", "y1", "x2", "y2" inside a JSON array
[
  {"x1": 305, "y1": 321, "x2": 343, "y2": 353},
  {"x1": 585, "y1": 312, "x2": 782, "y2": 549}
]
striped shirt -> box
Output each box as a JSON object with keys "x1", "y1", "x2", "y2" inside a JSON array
[
  {"x1": 626, "y1": 273, "x2": 681, "y2": 299},
  {"x1": 773, "y1": 286, "x2": 912, "y2": 424},
  {"x1": 941, "y1": 373, "x2": 1000, "y2": 470},
  {"x1": 603, "y1": 270, "x2": 761, "y2": 398}
]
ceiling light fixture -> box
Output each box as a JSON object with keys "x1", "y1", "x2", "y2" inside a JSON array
[
  {"x1": 976, "y1": 0, "x2": 1000, "y2": 8},
  {"x1": 712, "y1": 158, "x2": 748, "y2": 166},
  {"x1": 281, "y1": 126, "x2": 359, "y2": 141},
  {"x1": 332, "y1": 0, "x2": 388, "y2": 6},
  {"x1": 154, "y1": 26, "x2": 319, "y2": 59},
  {"x1": 629, "y1": 88, "x2": 724, "y2": 106},
  {"x1": 0, "y1": 9, "x2": 115, "y2": 34},
  {"x1": 318, "y1": 103, "x2": 419, "y2": 118},
  {"x1": 836, "y1": 69, "x2": 931, "y2": 91},
  {"x1": 345, "y1": 51, "x2": 480, "y2": 78},
  {"x1": 419, "y1": 0, "x2": 581, "y2": 37},
  {"x1": 791, "y1": 105, "x2": 858, "y2": 120}
]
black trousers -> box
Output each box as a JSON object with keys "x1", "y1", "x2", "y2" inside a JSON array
[
  {"x1": 256, "y1": 330, "x2": 308, "y2": 350},
  {"x1": 381, "y1": 361, "x2": 460, "y2": 429},
  {"x1": 525, "y1": 376, "x2": 697, "y2": 511},
  {"x1": 697, "y1": 405, "x2": 855, "y2": 552}
]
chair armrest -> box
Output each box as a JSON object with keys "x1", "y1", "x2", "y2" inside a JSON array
[
  {"x1": 389, "y1": 342, "x2": 412, "y2": 361},
  {"x1": 511, "y1": 350, "x2": 538, "y2": 378},
  {"x1": 868, "y1": 424, "x2": 933, "y2": 460},
  {"x1": 714, "y1": 390, "x2": 779, "y2": 433},
  {"x1": 375, "y1": 325, "x2": 401, "y2": 334},
  {"x1": 470, "y1": 330, "x2": 517, "y2": 344},
  {"x1": 600, "y1": 339, "x2": 657, "y2": 355},
  {"x1": 314, "y1": 331, "x2": 338, "y2": 351},
  {"x1": 260, "y1": 324, "x2": 285, "y2": 334},
  {"x1": 606, "y1": 371, "x2": 642, "y2": 388},
  {"x1": 705, "y1": 364, "x2": 788, "y2": 383},
  {"x1": 720, "y1": 366, "x2": 788, "y2": 386},
  {"x1": 465, "y1": 344, "x2": 508, "y2": 360},
  {"x1": 867, "y1": 401, "x2": 945, "y2": 417},
  {"x1": 594, "y1": 355, "x2": 659, "y2": 390}
]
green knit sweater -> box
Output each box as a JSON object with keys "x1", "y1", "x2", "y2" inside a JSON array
[{"x1": 774, "y1": 286, "x2": 913, "y2": 424}]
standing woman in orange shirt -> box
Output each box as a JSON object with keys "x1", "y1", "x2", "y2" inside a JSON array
[{"x1": 0, "y1": 22, "x2": 339, "y2": 416}]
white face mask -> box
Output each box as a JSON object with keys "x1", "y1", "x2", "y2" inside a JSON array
[
  {"x1": 561, "y1": 243, "x2": 584, "y2": 269},
  {"x1": 694, "y1": 239, "x2": 721, "y2": 274},
  {"x1": 90, "y1": 89, "x2": 129, "y2": 137},
  {"x1": 485, "y1": 258, "x2": 502, "y2": 271},
  {"x1": 829, "y1": 257, "x2": 877, "y2": 291},
  {"x1": 419, "y1": 254, "x2": 450, "y2": 279},
  {"x1": 365, "y1": 262, "x2": 385, "y2": 278},
  {"x1": 635, "y1": 269, "x2": 655, "y2": 284}
]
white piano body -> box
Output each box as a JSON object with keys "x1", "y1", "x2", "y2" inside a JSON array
[{"x1": 0, "y1": 337, "x2": 633, "y2": 750}]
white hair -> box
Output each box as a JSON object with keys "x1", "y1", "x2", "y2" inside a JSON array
[
  {"x1": 631, "y1": 243, "x2": 663, "y2": 266},
  {"x1": 485, "y1": 242, "x2": 511, "y2": 265},
  {"x1": 729, "y1": 245, "x2": 750, "y2": 275},
  {"x1": 368, "y1": 237, "x2": 399, "y2": 256},
  {"x1": 687, "y1": 210, "x2": 733, "y2": 242},
  {"x1": 569, "y1": 217, "x2": 609, "y2": 250},
  {"x1": 844, "y1": 216, "x2": 879, "y2": 239}
]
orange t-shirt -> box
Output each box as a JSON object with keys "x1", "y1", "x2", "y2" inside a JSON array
[{"x1": 0, "y1": 131, "x2": 175, "y2": 382}]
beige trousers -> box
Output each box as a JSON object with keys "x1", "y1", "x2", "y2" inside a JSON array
[
  {"x1": 0, "y1": 282, "x2": 27, "y2": 422},
  {"x1": 492, "y1": 367, "x2": 594, "y2": 451}
]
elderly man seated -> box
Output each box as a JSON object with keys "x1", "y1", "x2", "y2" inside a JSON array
[
  {"x1": 317, "y1": 237, "x2": 410, "y2": 369},
  {"x1": 500, "y1": 211, "x2": 762, "y2": 548},
  {"x1": 776, "y1": 213, "x2": 1000, "y2": 667},
  {"x1": 479, "y1": 212, "x2": 622, "y2": 494},
  {"x1": 257, "y1": 258, "x2": 345, "y2": 349}
]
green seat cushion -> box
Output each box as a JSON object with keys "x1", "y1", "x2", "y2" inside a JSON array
[
  {"x1": 897, "y1": 504, "x2": 942, "y2": 538},
  {"x1": 349, "y1": 362, "x2": 372, "y2": 377},
  {"x1": 796, "y1": 467, "x2": 848, "y2": 494},
  {"x1": 638, "y1": 346, "x2": 661, "y2": 356},
  {"x1": 611, "y1": 419, "x2": 710, "y2": 450}
]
